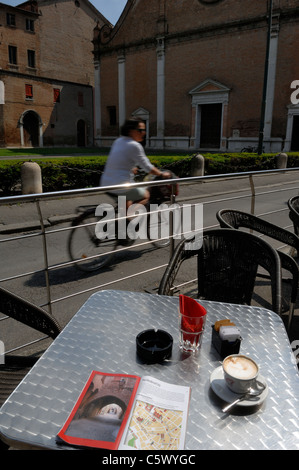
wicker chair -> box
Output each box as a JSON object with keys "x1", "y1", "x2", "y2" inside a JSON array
[
  {"x1": 158, "y1": 228, "x2": 282, "y2": 316},
  {"x1": 216, "y1": 209, "x2": 299, "y2": 331},
  {"x1": 288, "y1": 196, "x2": 299, "y2": 237},
  {"x1": 0, "y1": 286, "x2": 61, "y2": 448}
]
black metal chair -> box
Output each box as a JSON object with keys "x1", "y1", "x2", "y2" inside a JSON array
[
  {"x1": 216, "y1": 209, "x2": 299, "y2": 331},
  {"x1": 288, "y1": 196, "x2": 299, "y2": 238},
  {"x1": 0, "y1": 286, "x2": 61, "y2": 448},
  {"x1": 158, "y1": 228, "x2": 282, "y2": 316}
]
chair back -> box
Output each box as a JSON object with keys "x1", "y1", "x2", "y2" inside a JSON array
[
  {"x1": 0, "y1": 287, "x2": 61, "y2": 424},
  {"x1": 197, "y1": 229, "x2": 281, "y2": 314},
  {"x1": 159, "y1": 228, "x2": 282, "y2": 315},
  {"x1": 216, "y1": 208, "x2": 299, "y2": 304},
  {"x1": 288, "y1": 196, "x2": 299, "y2": 236},
  {"x1": 0, "y1": 286, "x2": 61, "y2": 339},
  {"x1": 217, "y1": 208, "x2": 299, "y2": 252}
]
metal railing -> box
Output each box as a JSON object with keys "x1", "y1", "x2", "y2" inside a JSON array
[{"x1": 1, "y1": 167, "x2": 299, "y2": 353}]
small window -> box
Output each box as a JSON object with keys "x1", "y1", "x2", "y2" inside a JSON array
[
  {"x1": 26, "y1": 19, "x2": 35, "y2": 32},
  {"x1": 107, "y1": 106, "x2": 117, "y2": 126},
  {"x1": 8, "y1": 45, "x2": 17, "y2": 65},
  {"x1": 78, "y1": 91, "x2": 83, "y2": 107},
  {"x1": 27, "y1": 50, "x2": 35, "y2": 68},
  {"x1": 25, "y1": 84, "x2": 33, "y2": 100},
  {"x1": 6, "y1": 13, "x2": 16, "y2": 26},
  {"x1": 53, "y1": 88, "x2": 60, "y2": 103}
]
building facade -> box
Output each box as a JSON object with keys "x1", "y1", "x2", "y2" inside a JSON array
[
  {"x1": 0, "y1": 0, "x2": 110, "y2": 147},
  {"x1": 93, "y1": 0, "x2": 299, "y2": 152}
]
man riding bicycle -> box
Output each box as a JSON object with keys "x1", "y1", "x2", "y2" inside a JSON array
[
  {"x1": 100, "y1": 117, "x2": 171, "y2": 209},
  {"x1": 68, "y1": 118, "x2": 178, "y2": 270}
]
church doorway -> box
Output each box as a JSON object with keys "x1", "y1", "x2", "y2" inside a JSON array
[
  {"x1": 199, "y1": 103, "x2": 222, "y2": 149},
  {"x1": 77, "y1": 119, "x2": 86, "y2": 147},
  {"x1": 23, "y1": 110, "x2": 40, "y2": 147}
]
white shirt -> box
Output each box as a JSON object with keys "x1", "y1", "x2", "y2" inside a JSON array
[{"x1": 100, "y1": 136, "x2": 154, "y2": 187}]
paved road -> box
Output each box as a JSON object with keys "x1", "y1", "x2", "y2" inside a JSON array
[{"x1": 1, "y1": 170, "x2": 299, "y2": 356}]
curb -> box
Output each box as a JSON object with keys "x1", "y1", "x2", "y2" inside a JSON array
[{"x1": 0, "y1": 214, "x2": 76, "y2": 234}]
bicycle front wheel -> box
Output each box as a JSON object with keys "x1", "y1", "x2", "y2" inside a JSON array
[{"x1": 68, "y1": 211, "x2": 117, "y2": 272}]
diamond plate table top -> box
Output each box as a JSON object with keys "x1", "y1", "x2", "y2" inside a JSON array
[{"x1": 1, "y1": 290, "x2": 299, "y2": 450}]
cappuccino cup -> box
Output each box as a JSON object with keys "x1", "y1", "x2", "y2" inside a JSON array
[{"x1": 223, "y1": 354, "x2": 259, "y2": 394}]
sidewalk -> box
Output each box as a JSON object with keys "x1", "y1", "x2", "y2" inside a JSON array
[{"x1": 0, "y1": 193, "x2": 102, "y2": 234}]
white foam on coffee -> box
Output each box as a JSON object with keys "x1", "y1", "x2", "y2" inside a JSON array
[{"x1": 224, "y1": 356, "x2": 257, "y2": 379}]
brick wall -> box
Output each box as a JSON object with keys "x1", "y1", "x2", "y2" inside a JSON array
[
  {"x1": 38, "y1": 0, "x2": 100, "y2": 85},
  {"x1": 95, "y1": 0, "x2": 299, "y2": 151},
  {"x1": 0, "y1": 0, "x2": 109, "y2": 147},
  {"x1": 0, "y1": 5, "x2": 40, "y2": 73},
  {"x1": 2, "y1": 74, "x2": 93, "y2": 147}
]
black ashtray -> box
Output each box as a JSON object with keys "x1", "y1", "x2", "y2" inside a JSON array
[{"x1": 136, "y1": 329, "x2": 173, "y2": 364}]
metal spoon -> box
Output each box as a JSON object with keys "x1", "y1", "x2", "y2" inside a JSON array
[{"x1": 222, "y1": 381, "x2": 266, "y2": 413}]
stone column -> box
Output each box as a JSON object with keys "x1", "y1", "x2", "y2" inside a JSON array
[
  {"x1": 20, "y1": 123, "x2": 24, "y2": 147},
  {"x1": 118, "y1": 54, "x2": 126, "y2": 128},
  {"x1": 0, "y1": 81, "x2": 5, "y2": 147},
  {"x1": 221, "y1": 101, "x2": 229, "y2": 151},
  {"x1": 264, "y1": 13, "x2": 280, "y2": 147},
  {"x1": 94, "y1": 59, "x2": 101, "y2": 145},
  {"x1": 156, "y1": 37, "x2": 165, "y2": 145}
]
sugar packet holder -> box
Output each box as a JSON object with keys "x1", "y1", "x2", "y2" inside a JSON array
[{"x1": 212, "y1": 319, "x2": 242, "y2": 359}]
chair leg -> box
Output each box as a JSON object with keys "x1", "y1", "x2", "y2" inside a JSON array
[
  {"x1": 0, "y1": 438, "x2": 9, "y2": 450},
  {"x1": 287, "y1": 302, "x2": 295, "y2": 333}
]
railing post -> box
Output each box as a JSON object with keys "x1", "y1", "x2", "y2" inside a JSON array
[
  {"x1": 169, "y1": 183, "x2": 176, "y2": 258},
  {"x1": 249, "y1": 175, "x2": 256, "y2": 215},
  {"x1": 36, "y1": 200, "x2": 52, "y2": 314}
]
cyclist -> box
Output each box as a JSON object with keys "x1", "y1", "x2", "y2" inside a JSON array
[{"x1": 100, "y1": 117, "x2": 165, "y2": 210}]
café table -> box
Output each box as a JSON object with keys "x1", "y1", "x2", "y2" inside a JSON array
[{"x1": 1, "y1": 289, "x2": 299, "y2": 450}]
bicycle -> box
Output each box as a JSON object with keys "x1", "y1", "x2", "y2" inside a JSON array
[
  {"x1": 68, "y1": 171, "x2": 178, "y2": 272},
  {"x1": 241, "y1": 145, "x2": 265, "y2": 153}
]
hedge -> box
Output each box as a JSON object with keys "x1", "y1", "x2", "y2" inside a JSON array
[{"x1": 1, "y1": 152, "x2": 299, "y2": 196}]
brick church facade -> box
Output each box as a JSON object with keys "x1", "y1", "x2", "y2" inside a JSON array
[
  {"x1": 93, "y1": 0, "x2": 299, "y2": 152},
  {"x1": 0, "y1": 0, "x2": 109, "y2": 148}
]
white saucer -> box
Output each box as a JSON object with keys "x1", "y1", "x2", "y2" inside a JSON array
[{"x1": 210, "y1": 366, "x2": 268, "y2": 407}]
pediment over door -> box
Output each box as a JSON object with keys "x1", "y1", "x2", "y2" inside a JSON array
[
  {"x1": 132, "y1": 107, "x2": 149, "y2": 119},
  {"x1": 189, "y1": 79, "x2": 230, "y2": 105},
  {"x1": 189, "y1": 78, "x2": 230, "y2": 95}
]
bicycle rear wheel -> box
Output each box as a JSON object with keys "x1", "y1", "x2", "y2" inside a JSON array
[{"x1": 68, "y1": 210, "x2": 117, "y2": 272}]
